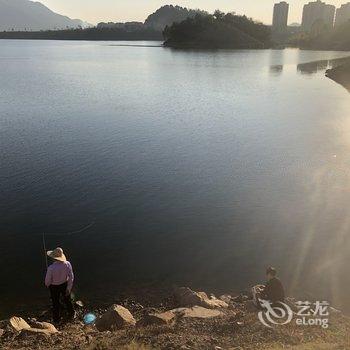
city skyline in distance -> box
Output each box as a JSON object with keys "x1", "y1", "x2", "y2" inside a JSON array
[{"x1": 39, "y1": 0, "x2": 346, "y2": 25}]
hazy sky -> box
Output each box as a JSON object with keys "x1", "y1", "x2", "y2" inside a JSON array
[{"x1": 40, "y1": 0, "x2": 345, "y2": 25}]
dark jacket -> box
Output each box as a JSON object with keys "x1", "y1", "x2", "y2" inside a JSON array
[{"x1": 262, "y1": 277, "x2": 285, "y2": 303}]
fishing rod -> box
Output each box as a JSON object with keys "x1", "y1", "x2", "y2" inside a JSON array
[{"x1": 42, "y1": 232, "x2": 48, "y2": 268}]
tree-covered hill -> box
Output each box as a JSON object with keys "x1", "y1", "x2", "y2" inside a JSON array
[
  {"x1": 163, "y1": 11, "x2": 271, "y2": 49},
  {"x1": 145, "y1": 5, "x2": 204, "y2": 31}
]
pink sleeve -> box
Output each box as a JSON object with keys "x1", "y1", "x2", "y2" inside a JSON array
[
  {"x1": 66, "y1": 262, "x2": 74, "y2": 292},
  {"x1": 45, "y1": 266, "x2": 52, "y2": 287}
]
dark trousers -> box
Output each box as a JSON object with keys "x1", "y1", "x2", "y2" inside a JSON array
[{"x1": 49, "y1": 282, "x2": 74, "y2": 322}]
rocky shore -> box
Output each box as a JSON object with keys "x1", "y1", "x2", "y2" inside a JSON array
[
  {"x1": 1, "y1": 287, "x2": 349, "y2": 350},
  {"x1": 326, "y1": 61, "x2": 350, "y2": 91}
]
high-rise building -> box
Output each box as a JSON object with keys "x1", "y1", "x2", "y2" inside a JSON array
[
  {"x1": 301, "y1": 0, "x2": 336, "y2": 32},
  {"x1": 272, "y1": 2, "x2": 289, "y2": 32},
  {"x1": 335, "y1": 3, "x2": 350, "y2": 27}
]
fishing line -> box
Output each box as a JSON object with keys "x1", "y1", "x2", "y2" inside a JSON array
[
  {"x1": 41, "y1": 220, "x2": 96, "y2": 268},
  {"x1": 43, "y1": 220, "x2": 96, "y2": 237}
]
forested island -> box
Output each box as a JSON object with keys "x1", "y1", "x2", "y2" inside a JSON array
[{"x1": 163, "y1": 11, "x2": 271, "y2": 49}]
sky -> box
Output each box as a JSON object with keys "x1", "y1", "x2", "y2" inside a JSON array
[{"x1": 39, "y1": 0, "x2": 345, "y2": 25}]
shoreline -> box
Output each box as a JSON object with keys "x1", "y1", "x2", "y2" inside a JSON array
[
  {"x1": 1, "y1": 36, "x2": 350, "y2": 55},
  {"x1": 1, "y1": 34, "x2": 350, "y2": 55},
  {"x1": 326, "y1": 61, "x2": 350, "y2": 91},
  {"x1": 1, "y1": 286, "x2": 349, "y2": 350},
  {"x1": 0, "y1": 30, "x2": 163, "y2": 41}
]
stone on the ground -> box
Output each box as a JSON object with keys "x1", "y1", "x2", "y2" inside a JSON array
[
  {"x1": 95, "y1": 304, "x2": 136, "y2": 331},
  {"x1": 21, "y1": 327, "x2": 55, "y2": 336},
  {"x1": 75, "y1": 300, "x2": 84, "y2": 308},
  {"x1": 174, "y1": 287, "x2": 228, "y2": 309},
  {"x1": 8, "y1": 317, "x2": 58, "y2": 336},
  {"x1": 30, "y1": 321, "x2": 58, "y2": 334},
  {"x1": 9, "y1": 317, "x2": 31, "y2": 332},
  {"x1": 171, "y1": 306, "x2": 223, "y2": 319},
  {"x1": 219, "y1": 294, "x2": 233, "y2": 304},
  {"x1": 0, "y1": 328, "x2": 4, "y2": 337},
  {"x1": 137, "y1": 311, "x2": 175, "y2": 326},
  {"x1": 137, "y1": 305, "x2": 223, "y2": 327}
]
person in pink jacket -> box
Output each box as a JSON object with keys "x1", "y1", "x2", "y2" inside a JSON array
[{"x1": 45, "y1": 247, "x2": 75, "y2": 323}]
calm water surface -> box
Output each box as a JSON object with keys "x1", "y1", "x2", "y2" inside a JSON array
[{"x1": 1, "y1": 40, "x2": 350, "y2": 316}]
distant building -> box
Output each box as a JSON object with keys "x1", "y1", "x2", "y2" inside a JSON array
[
  {"x1": 301, "y1": 0, "x2": 336, "y2": 32},
  {"x1": 272, "y1": 2, "x2": 289, "y2": 32},
  {"x1": 335, "y1": 3, "x2": 350, "y2": 27}
]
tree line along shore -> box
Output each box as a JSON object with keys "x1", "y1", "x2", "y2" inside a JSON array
[{"x1": 1, "y1": 7, "x2": 350, "y2": 51}]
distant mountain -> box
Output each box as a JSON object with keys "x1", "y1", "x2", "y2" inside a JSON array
[
  {"x1": 144, "y1": 5, "x2": 205, "y2": 31},
  {"x1": 0, "y1": 0, "x2": 89, "y2": 31}
]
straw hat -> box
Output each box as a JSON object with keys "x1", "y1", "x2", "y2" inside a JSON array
[{"x1": 47, "y1": 247, "x2": 67, "y2": 262}]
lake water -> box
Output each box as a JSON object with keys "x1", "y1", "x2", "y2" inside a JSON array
[{"x1": 1, "y1": 40, "x2": 350, "y2": 317}]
